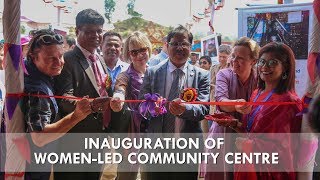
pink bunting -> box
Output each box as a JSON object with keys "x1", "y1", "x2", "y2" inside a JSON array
[{"x1": 204, "y1": 7, "x2": 211, "y2": 14}]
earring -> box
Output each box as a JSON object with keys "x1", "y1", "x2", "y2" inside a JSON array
[{"x1": 282, "y1": 73, "x2": 287, "y2": 79}]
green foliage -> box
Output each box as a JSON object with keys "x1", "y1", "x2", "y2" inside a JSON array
[
  {"x1": 104, "y1": 0, "x2": 116, "y2": 23},
  {"x1": 127, "y1": 0, "x2": 142, "y2": 17},
  {"x1": 68, "y1": 27, "x2": 76, "y2": 35},
  {"x1": 113, "y1": 17, "x2": 171, "y2": 40},
  {"x1": 20, "y1": 25, "x2": 26, "y2": 34}
]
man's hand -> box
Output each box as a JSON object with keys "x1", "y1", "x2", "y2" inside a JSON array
[
  {"x1": 169, "y1": 98, "x2": 186, "y2": 116},
  {"x1": 90, "y1": 97, "x2": 111, "y2": 113},
  {"x1": 73, "y1": 97, "x2": 92, "y2": 120},
  {"x1": 110, "y1": 97, "x2": 124, "y2": 112}
]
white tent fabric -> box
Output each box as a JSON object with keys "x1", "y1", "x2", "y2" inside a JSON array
[{"x1": 3, "y1": 0, "x2": 26, "y2": 179}]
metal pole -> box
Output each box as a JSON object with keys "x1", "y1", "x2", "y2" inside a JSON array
[
  {"x1": 57, "y1": 7, "x2": 61, "y2": 26},
  {"x1": 189, "y1": 0, "x2": 192, "y2": 16}
]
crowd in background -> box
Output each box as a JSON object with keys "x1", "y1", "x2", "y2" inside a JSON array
[{"x1": 0, "y1": 7, "x2": 319, "y2": 180}]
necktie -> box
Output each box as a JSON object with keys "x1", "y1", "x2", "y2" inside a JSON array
[
  {"x1": 89, "y1": 54, "x2": 103, "y2": 87},
  {"x1": 89, "y1": 55, "x2": 108, "y2": 96},
  {"x1": 163, "y1": 69, "x2": 183, "y2": 133},
  {"x1": 89, "y1": 55, "x2": 110, "y2": 128},
  {"x1": 168, "y1": 69, "x2": 183, "y2": 101}
]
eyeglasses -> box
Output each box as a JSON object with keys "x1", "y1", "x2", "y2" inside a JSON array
[
  {"x1": 168, "y1": 41, "x2": 191, "y2": 48},
  {"x1": 36, "y1": 34, "x2": 64, "y2": 45},
  {"x1": 129, "y1": 47, "x2": 148, "y2": 57},
  {"x1": 29, "y1": 33, "x2": 64, "y2": 54},
  {"x1": 257, "y1": 59, "x2": 281, "y2": 68}
]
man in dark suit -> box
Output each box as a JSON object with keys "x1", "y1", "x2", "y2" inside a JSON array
[
  {"x1": 54, "y1": 9, "x2": 107, "y2": 180},
  {"x1": 139, "y1": 25, "x2": 210, "y2": 180}
]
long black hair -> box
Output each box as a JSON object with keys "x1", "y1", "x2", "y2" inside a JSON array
[{"x1": 257, "y1": 42, "x2": 295, "y2": 94}]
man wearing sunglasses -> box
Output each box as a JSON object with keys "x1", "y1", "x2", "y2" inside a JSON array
[
  {"x1": 23, "y1": 29, "x2": 92, "y2": 180},
  {"x1": 54, "y1": 9, "x2": 108, "y2": 180},
  {"x1": 139, "y1": 25, "x2": 209, "y2": 180}
]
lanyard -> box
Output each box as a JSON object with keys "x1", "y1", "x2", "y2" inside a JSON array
[{"x1": 246, "y1": 89, "x2": 274, "y2": 132}]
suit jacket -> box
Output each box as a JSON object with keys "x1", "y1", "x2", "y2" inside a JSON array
[
  {"x1": 139, "y1": 59, "x2": 210, "y2": 133},
  {"x1": 55, "y1": 46, "x2": 108, "y2": 133}
]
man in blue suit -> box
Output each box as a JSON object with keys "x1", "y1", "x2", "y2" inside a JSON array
[{"x1": 139, "y1": 25, "x2": 210, "y2": 180}]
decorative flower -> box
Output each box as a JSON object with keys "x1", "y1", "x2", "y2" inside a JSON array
[
  {"x1": 180, "y1": 88, "x2": 198, "y2": 102},
  {"x1": 266, "y1": 13, "x2": 272, "y2": 20},
  {"x1": 139, "y1": 93, "x2": 167, "y2": 118},
  {"x1": 104, "y1": 73, "x2": 112, "y2": 91}
]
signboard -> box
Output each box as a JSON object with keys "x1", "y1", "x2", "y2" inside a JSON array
[
  {"x1": 201, "y1": 34, "x2": 221, "y2": 65},
  {"x1": 238, "y1": 3, "x2": 313, "y2": 97}
]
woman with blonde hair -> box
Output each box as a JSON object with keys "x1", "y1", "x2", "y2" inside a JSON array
[{"x1": 110, "y1": 31, "x2": 152, "y2": 180}]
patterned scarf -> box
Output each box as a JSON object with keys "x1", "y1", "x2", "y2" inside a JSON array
[{"x1": 125, "y1": 64, "x2": 145, "y2": 133}]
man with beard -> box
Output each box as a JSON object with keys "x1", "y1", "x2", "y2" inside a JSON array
[{"x1": 54, "y1": 9, "x2": 108, "y2": 180}]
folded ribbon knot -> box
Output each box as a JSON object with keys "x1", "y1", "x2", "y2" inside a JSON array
[{"x1": 139, "y1": 93, "x2": 167, "y2": 118}]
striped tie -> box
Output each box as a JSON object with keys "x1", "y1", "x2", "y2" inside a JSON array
[{"x1": 163, "y1": 69, "x2": 183, "y2": 133}]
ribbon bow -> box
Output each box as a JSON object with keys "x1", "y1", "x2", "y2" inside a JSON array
[{"x1": 139, "y1": 93, "x2": 167, "y2": 118}]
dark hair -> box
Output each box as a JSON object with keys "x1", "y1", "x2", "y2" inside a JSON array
[
  {"x1": 258, "y1": 42, "x2": 295, "y2": 93},
  {"x1": 167, "y1": 25, "x2": 193, "y2": 44},
  {"x1": 65, "y1": 35, "x2": 76, "y2": 47},
  {"x1": 27, "y1": 29, "x2": 63, "y2": 60},
  {"x1": 156, "y1": 47, "x2": 162, "y2": 53},
  {"x1": 76, "y1": 9, "x2": 104, "y2": 28},
  {"x1": 103, "y1": 31, "x2": 122, "y2": 41},
  {"x1": 200, "y1": 55, "x2": 212, "y2": 65},
  {"x1": 233, "y1": 37, "x2": 260, "y2": 60}
]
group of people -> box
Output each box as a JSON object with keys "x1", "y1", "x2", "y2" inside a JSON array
[
  {"x1": 204, "y1": 37, "x2": 304, "y2": 180},
  {"x1": 6, "y1": 7, "x2": 316, "y2": 180}
]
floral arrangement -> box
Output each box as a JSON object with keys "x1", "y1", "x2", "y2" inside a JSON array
[
  {"x1": 104, "y1": 73, "x2": 112, "y2": 92},
  {"x1": 139, "y1": 93, "x2": 167, "y2": 118},
  {"x1": 180, "y1": 88, "x2": 198, "y2": 102}
]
